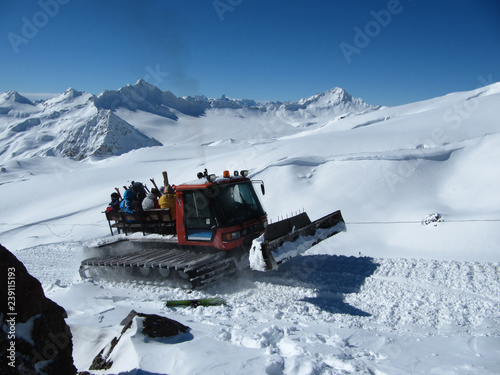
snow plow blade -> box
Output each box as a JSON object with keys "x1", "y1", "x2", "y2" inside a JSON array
[{"x1": 250, "y1": 210, "x2": 346, "y2": 271}]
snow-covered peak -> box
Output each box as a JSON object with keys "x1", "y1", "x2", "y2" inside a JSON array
[
  {"x1": 125, "y1": 79, "x2": 163, "y2": 100},
  {"x1": 49, "y1": 109, "x2": 162, "y2": 160},
  {"x1": 44, "y1": 88, "x2": 91, "y2": 108},
  {"x1": 297, "y1": 87, "x2": 374, "y2": 113},
  {"x1": 95, "y1": 81, "x2": 178, "y2": 120},
  {"x1": 299, "y1": 87, "x2": 352, "y2": 105},
  {"x1": 133, "y1": 78, "x2": 158, "y2": 91},
  {"x1": 0, "y1": 90, "x2": 34, "y2": 106},
  {"x1": 0, "y1": 90, "x2": 39, "y2": 118},
  {"x1": 63, "y1": 87, "x2": 83, "y2": 99}
]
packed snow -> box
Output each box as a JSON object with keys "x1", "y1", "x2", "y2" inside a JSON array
[{"x1": 1, "y1": 82, "x2": 500, "y2": 374}]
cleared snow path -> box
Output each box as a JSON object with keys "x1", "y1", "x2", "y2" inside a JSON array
[{"x1": 13, "y1": 243, "x2": 500, "y2": 374}]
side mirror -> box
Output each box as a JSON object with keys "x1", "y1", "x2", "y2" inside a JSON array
[{"x1": 261, "y1": 183, "x2": 265, "y2": 195}]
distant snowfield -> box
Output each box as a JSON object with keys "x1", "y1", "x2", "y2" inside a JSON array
[{"x1": 2, "y1": 83, "x2": 500, "y2": 374}]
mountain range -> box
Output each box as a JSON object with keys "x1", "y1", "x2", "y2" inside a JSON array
[{"x1": 0, "y1": 80, "x2": 375, "y2": 161}]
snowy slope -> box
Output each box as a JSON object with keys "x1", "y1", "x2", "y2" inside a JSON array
[
  {"x1": 1, "y1": 82, "x2": 500, "y2": 374},
  {"x1": 0, "y1": 88, "x2": 162, "y2": 161}
]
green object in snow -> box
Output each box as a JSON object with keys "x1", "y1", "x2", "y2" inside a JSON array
[{"x1": 166, "y1": 297, "x2": 227, "y2": 308}]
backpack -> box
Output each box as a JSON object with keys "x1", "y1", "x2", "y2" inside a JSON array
[{"x1": 131, "y1": 181, "x2": 147, "y2": 202}]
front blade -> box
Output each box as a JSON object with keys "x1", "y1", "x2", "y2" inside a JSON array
[{"x1": 249, "y1": 210, "x2": 346, "y2": 271}]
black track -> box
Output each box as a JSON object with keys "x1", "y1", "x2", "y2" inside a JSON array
[{"x1": 80, "y1": 247, "x2": 237, "y2": 289}]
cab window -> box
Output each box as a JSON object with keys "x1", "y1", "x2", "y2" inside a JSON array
[{"x1": 184, "y1": 190, "x2": 213, "y2": 229}]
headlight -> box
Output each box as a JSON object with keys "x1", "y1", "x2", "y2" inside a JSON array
[{"x1": 222, "y1": 231, "x2": 241, "y2": 241}]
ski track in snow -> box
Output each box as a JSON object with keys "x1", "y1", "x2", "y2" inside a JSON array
[{"x1": 13, "y1": 243, "x2": 500, "y2": 374}]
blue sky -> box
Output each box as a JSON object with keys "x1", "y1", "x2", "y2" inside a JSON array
[{"x1": 1, "y1": 0, "x2": 499, "y2": 106}]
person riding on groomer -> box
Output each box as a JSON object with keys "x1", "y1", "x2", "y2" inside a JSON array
[{"x1": 159, "y1": 184, "x2": 176, "y2": 220}]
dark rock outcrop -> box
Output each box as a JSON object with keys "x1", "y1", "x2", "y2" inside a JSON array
[
  {"x1": 90, "y1": 310, "x2": 190, "y2": 371},
  {"x1": 121, "y1": 310, "x2": 190, "y2": 339},
  {"x1": 0, "y1": 244, "x2": 77, "y2": 375}
]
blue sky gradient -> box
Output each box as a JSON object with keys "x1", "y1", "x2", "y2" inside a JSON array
[{"x1": 1, "y1": 0, "x2": 499, "y2": 106}]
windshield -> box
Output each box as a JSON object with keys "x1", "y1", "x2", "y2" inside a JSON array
[{"x1": 211, "y1": 181, "x2": 265, "y2": 226}]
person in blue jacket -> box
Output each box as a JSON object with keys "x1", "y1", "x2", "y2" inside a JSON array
[{"x1": 120, "y1": 189, "x2": 135, "y2": 215}]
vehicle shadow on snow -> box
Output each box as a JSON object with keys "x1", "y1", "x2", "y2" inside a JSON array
[{"x1": 261, "y1": 255, "x2": 380, "y2": 317}]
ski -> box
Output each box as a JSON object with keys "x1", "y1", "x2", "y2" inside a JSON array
[
  {"x1": 150, "y1": 178, "x2": 160, "y2": 192},
  {"x1": 162, "y1": 171, "x2": 169, "y2": 188},
  {"x1": 165, "y1": 297, "x2": 227, "y2": 308},
  {"x1": 114, "y1": 187, "x2": 122, "y2": 200}
]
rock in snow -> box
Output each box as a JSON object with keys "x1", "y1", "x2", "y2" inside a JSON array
[
  {"x1": 120, "y1": 310, "x2": 190, "y2": 339},
  {"x1": 89, "y1": 310, "x2": 191, "y2": 371},
  {"x1": 0, "y1": 244, "x2": 77, "y2": 375}
]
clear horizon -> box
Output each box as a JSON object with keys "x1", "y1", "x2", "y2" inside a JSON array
[{"x1": 1, "y1": 0, "x2": 499, "y2": 106}]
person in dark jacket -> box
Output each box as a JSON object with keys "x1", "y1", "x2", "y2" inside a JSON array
[{"x1": 106, "y1": 192, "x2": 121, "y2": 212}]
